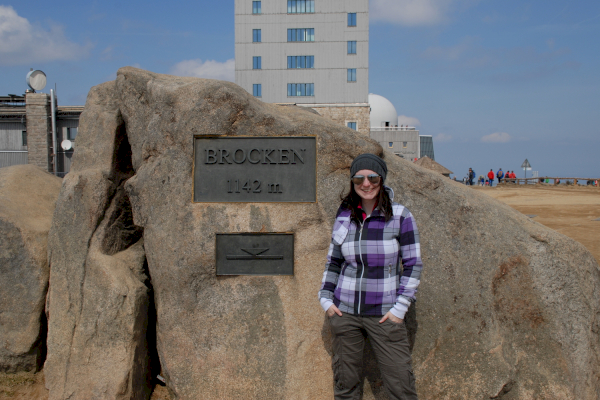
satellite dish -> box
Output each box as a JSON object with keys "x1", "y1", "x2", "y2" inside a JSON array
[
  {"x1": 26, "y1": 70, "x2": 47, "y2": 91},
  {"x1": 61, "y1": 140, "x2": 72, "y2": 151}
]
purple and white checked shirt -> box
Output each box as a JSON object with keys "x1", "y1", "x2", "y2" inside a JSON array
[{"x1": 319, "y1": 191, "x2": 423, "y2": 319}]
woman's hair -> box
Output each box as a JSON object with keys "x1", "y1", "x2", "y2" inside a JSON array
[{"x1": 340, "y1": 181, "x2": 393, "y2": 222}]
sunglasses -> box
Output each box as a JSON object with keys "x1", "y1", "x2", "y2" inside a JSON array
[{"x1": 351, "y1": 174, "x2": 381, "y2": 185}]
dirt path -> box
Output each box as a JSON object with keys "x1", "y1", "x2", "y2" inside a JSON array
[{"x1": 473, "y1": 184, "x2": 600, "y2": 264}]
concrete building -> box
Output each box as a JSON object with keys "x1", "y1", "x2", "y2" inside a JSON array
[
  {"x1": 0, "y1": 93, "x2": 82, "y2": 176},
  {"x1": 235, "y1": 0, "x2": 370, "y2": 135},
  {"x1": 368, "y1": 93, "x2": 434, "y2": 161},
  {"x1": 420, "y1": 135, "x2": 435, "y2": 159},
  {"x1": 3, "y1": 1, "x2": 433, "y2": 175}
]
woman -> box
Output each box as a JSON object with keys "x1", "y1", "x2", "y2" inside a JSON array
[{"x1": 318, "y1": 153, "x2": 422, "y2": 400}]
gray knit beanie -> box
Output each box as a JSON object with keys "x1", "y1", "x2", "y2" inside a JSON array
[{"x1": 350, "y1": 153, "x2": 387, "y2": 182}]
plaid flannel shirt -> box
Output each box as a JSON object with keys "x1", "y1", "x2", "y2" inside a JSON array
[{"x1": 319, "y1": 189, "x2": 423, "y2": 319}]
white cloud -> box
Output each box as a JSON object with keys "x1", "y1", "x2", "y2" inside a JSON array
[
  {"x1": 0, "y1": 5, "x2": 91, "y2": 66},
  {"x1": 100, "y1": 46, "x2": 114, "y2": 61},
  {"x1": 371, "y1": 0, "x2": 448, "y2": 25},
  {"x1": 170, "y1": 59, "x2": 235, "y2": 82},
  {"x1": 481, "y1": 132, "x2": 511, "y2": 143},
  {"x1": 434, "y1": 133, "x2": 453, "y2": 142},
  {"x1": 398, "y1": 115, "x2": 421, "y2": 126},
  {"x1": 370, "y1": 0, "x2": 472, "y2": 26}
]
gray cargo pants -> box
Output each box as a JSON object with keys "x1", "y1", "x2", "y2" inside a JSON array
[{"x1": 328, "y1": 313, "x2": 418, "y2": 400}]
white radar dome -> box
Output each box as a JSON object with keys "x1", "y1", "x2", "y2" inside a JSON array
[{"x1": 368, "y1": 93, "x2": 398, "y2": 128}]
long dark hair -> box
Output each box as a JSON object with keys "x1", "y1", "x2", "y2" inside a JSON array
[{"x1": 340, "y1": 181, "x2": 393, "y2": 222}]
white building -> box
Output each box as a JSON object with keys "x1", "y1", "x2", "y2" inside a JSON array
[
  {"x1": 235, "y1": 0, "x2": 371, "y2": 135},
  {"x1": 368, "y1": 93, "x2": 435, "y2": 161}
]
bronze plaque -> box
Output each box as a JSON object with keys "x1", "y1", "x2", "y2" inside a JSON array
[
  {"x1": 193, "y1": 136, "x2": 316, "y2": 202},
  {"x1": 216, "y1": 233, "x2": 294, "y2": 275}
]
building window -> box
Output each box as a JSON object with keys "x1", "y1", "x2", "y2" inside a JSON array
[
  {"x1": 348, "y1": 13, "x2": 357, "y2": 27},
  {"x1": 347, "y1": 68, "x2": 356, "y2": 82},
  {"x1": 253, "y1": 56, "x2": 262, "y2": 69},
  {"x1": 403, "y1": 141, "x2": 408, "y2": 148},
  {"x1": 347, "y1": 41, "x2": 356, "y2": 54},
  {"x1": 252, "y1": 1, "x2": 261, "y2": 14},
  {"x1": 67, "y1": 127, "x2": 78, "y2": 140},
  {"x1": 253, "y1": 29, "x2": 261, "y2": 42},
  {"x1": 287, "y1": 55, "x2": 314, "y2": 68},
  {"x1": 287, "y1": 28, "x2": 314, "y2": 42},
  {"x1": 287, "y1": 83, "x2": 314, "y2": 96},
  {"x1": 288, "y1": 0, "x2": 314, "y2": 13},
  {"x1": 388, "y1": 142, "x2": 393, "y2": 148},
  {"x1": 347, "y1": 122, "x2": 357, "y2": 130},
  {"x1": 253, "y1": 84, "x2": 262, "y2": 97},
  {"x1": 22, "y1": 131, "x2": 27, "y2": 146}
]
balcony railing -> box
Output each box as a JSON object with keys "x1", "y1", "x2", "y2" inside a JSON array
[{"x1": 371, "y1": 126, "x2": 417, "y2": 131}]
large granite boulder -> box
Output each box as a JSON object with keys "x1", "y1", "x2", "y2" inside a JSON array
[
  {"x1": 0, "y1": 164, "x2": 61, "y2": 372},
  {"x1": 46, "y1": 67, "x2": 600, "y2": 399},
  {"x1": 44, "y1": 82, "x2": 154, "y2": 400}
]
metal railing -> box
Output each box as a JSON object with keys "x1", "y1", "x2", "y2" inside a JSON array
[
  {"x1": 499, "y1": 177, "x2": 600, "y2": 186},
  {"x1": 371, "y1": 126, "x2": 417, "y2": 131}
]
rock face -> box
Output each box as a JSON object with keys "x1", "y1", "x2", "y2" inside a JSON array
[
  {"x1": 44, "y1": 82, "x2": 154, "y2": 400},
  {"x1": 46, "y1": 67, "x2": 600, "y2": 399},
  {"x1": 0, "y1": 164, "x2": 61, "y2": 372}
]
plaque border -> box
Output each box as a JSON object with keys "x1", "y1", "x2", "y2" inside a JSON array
[
  {"x1": 215, "y1": 232, "x2": 295, "y2": 276},
  {"x1": 192, "y1": 135, "x2": 318, "y2": 204}
]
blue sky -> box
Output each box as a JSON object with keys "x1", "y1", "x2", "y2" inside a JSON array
[{"x1": 1, "y1": 1, "x2": 599, "y2": 179}]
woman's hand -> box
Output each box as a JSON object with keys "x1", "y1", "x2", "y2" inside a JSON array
[
  {"x1": 379, "y1": 311, "x2": 403, "y2": 324},
  {"x1": 327, "y1": 304, "x2": 343, "y2": 317}
]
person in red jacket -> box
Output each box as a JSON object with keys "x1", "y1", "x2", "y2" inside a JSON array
[{"x1": 487, "y1": 169, "x2": 495, "y2": 187}]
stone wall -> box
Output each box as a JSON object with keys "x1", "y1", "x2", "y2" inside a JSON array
[
  {"x1": 25, "y1": 94, "x2": 52, "y2": 172},
  {"x1": 309, "y1": 104, "x2": 370, "y2": 136}
]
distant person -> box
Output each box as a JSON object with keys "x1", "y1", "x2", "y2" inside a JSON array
[
  {"x1": 469, "y1": 168, "x2": 476, "y2": 186},
  {"x1": 319, "y1": 153, "x2": 421, "y2": 399},
  {"x1": 487, "y1": 169, "x2": 495, "y2": 187},
  {"x1": 478, "y1": 175, "x2": 485, "y2": 186},
  {"x1": 496, "y1": 168, "x2": 504, "y2": 184}
]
